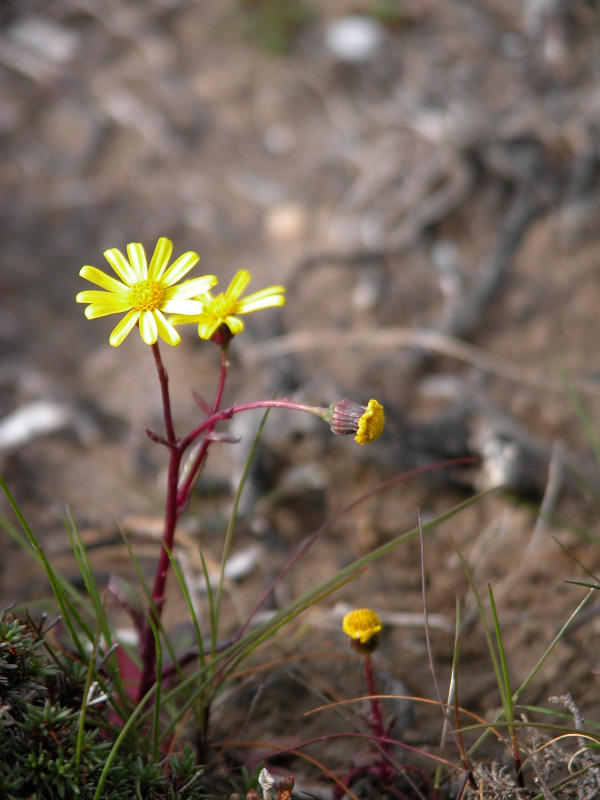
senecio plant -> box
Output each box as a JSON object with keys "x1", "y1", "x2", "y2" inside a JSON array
[{"x1": 75, "y1": 237, "x2": 385, "y2": 765}]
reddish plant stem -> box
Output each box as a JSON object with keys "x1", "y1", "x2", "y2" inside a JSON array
[
  {"x1": 138, "y1": 344, "x2": 185, "y2": 701},
  {"x1": 363, "y1": 653, "x2": 388, "y2": 750},
  {"x1": 179, "y1": 398, "x2": 323, "y2": 453},
  {"x1": 362, "y1": 652, "x2": 396, "y2": 790},
  {"x1": 152, "y1": 342, "x2": 176, "y2": 444},
  {"x1": 176, "y1": 345, "x2": 229, "y2": 511},
  {"x1": 136, "y1": 349, "x2": 331, "y2": 702}
]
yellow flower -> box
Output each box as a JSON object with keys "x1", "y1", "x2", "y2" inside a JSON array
[
  {"x1": 355, "y1": 399, "x2": 385, "y2": 445},
  {"x1": 76, "y1": 237, "x2": 217, "y2": 347},
  {"x1": 343, "y1": 608, "x2": 382, "y2": 645},
  {"x1": 325, "y1": 398, "x2": 385, "y2": 444},
  {"x1": 170, "y1": 269, "x2": 285, "y2": 340}
]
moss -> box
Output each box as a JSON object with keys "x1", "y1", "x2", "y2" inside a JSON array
[{"x1": 0, "y1": 613, "x2": 205, "y2": 800}]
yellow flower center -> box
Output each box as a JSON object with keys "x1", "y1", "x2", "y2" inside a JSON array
[
  {"x1": 129, "y1": 279, "x2": 165, "y2": 312},
  {"x1": 342, "y1": 608, "x2": 382, "y2": 644},
  {"x1": 355, "y1": 399, "x2": 385, "y2": 445},
  {"x1": 207, "y1": 293, "x2": 239, "y2": 320}
]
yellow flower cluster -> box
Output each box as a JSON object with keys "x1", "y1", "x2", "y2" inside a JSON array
[
  {"x1": 76, "y1": 237, "x2": 285, "y2": 347},
  {"x1": 354, "y1": 399, "x2": 385, "y2": 445}
]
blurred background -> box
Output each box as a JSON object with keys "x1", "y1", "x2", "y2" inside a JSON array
[{"x1": 1, "y1": 0, "x2": 600, "y2": 779}]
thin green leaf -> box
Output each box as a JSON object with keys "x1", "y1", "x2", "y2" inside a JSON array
[
  {"x1": 488, "y1": 585, "x2": 514, "y2": 724},
  {"x1": 147, "y1": 615, "x2": 162, "y2": 763},
  {"x1": 93, "y1": 685, "x2": 157, "y2": 800},
  {"x1": 76, "y1": 602, "x2": 105, "y2": 773},
  {"x1": 0, "y1": 474, "x2": 91, "y2": 658},
  {"x1": 214, "y1": 407, "x2": 271, "y2": 648}
]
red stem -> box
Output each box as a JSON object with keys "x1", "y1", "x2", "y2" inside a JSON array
[
  {"x1": 133, "y1": 350, "x2": 340, "y2": 702},
  {"x1": 152, "y1": 342, "x2": 176, "y2": 444},
  {"x1": 363, "y1": 653, "x2": 387, "y2": 748},
  {"x1": 137, "y1": 344, "x2": 185, "y2": 701},
  {"x1": 176, "y1": 345, "x2": 230, "y2": 511},
  {"x1": 179, "y1": 398, "x2": 323, "y2": 453}
]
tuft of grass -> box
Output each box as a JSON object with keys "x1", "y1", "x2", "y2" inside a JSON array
[{"x1": 0, "y1": 611, "x2": 205, "y2": 800}]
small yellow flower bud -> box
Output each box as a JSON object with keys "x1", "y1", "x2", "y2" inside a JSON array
[
  {"x1": 325, "y1": 398, "x2": 385, "y2": 444},
  {"x1": 342, "y1": 608, "x2": 382, "y2": 653}
]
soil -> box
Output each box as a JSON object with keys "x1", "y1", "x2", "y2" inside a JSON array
[{"x1": 2, "y1": 1, "x2": 600, "y2": 797}]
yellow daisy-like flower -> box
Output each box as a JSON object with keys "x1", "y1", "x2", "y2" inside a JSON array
[
  {"x1": 343, "y1": 608, "x2": 383, "y2": 645},
  {"x1": 76, "y1": 238, "x2": 217, "y2": 347},
  {"x1": 355, "y1": 399, "x2": 385, "y2": 445},
  {"x1": 170, "y1": 269, "x2": 285, "y2": 341}
]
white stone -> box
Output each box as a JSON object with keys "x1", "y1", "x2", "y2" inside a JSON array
[{"x1": 324, "y1": 15, "x2": 383, "y2": 63}]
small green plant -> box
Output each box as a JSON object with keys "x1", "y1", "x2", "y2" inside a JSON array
[
  {"x1": 233, "y1": 0, "x2": 316, "y2": 55},
  {"x1": 0, "y1": 614, "x2": 204, "y2": 799}
]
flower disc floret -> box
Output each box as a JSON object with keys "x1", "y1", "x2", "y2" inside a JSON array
[
  {"x1": 343, "y1": 608, "x2": 382, "y2": 644},
  {"x1": 76, "y1": 237, "x2": 217, "y2": 347},
  {"x1": 130, "y1": 280, "x2": 166, "y2": 311},
  {"x1": 169, "y1": 269, "x2": 285, "y2": 341},
  {"x1": 355, "y1": 399, "x2": 385, "y2": 445}
]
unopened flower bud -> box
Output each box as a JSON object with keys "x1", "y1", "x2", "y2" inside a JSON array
[{"x1": 278, "y1": 776, "x2": 294, "y2": 791}]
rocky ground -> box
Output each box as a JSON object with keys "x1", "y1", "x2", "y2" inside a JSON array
[{"x1": 1, "y1": 1, "x2": 600, "y2": 796}]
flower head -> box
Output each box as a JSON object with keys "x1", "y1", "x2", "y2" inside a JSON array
[
  {"x1": 76, "y1": 237, "x2": 217, "y2": 347},
  {"x1": 324, "y1": 398, "x2": 385, "y2": 444},
  {"x1": 343, "y1": 608, "x2": 382, "y2": 653},
  {"x1": 169, "y1": 269, "x2": 285, "y2": 341}
]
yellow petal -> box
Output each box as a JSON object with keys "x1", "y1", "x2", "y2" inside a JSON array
[
  {"x1": 161, "y1": 251, "x2": 202, "y2": 286},
  {"x1": 162, "y1": 299, "x2": 204, "y2": 315},
  {"x1": 154, "y1": 309, "x2": 181, "y2": 346},
  {"x1": 126, "y1": 242, "x2": 148, "y2": 282},
  {"x1": 226, "y1": 270, "x2": 251, "y2": 299},
  {"x1": 76, "y1": 290, "x2": 129, "y2": 307},
  {"x1": 237, "y1": 288, "x2": 285, "y2": 313},
  {"x1": 79, "y1": 265, "x2": 129, "y2": 294},
  {"x1": 198, "y1": 319, "x2": 221, "y2": 339},
  {"x1": 168, "y1": 312, "x2": 202, "y2": 326},
  {"x1": 83, "y1": 300, "x2": 132, "y2": 319},
  {"x1": 104, "y1": 247, "x2": 136, "y2": 285},
  {"x1": 164, "y1": 275, "x2": 217, "y2": 300},
  {"x1": 148, "y1": 237, "x2": 173, "y2": 281},
  {"x1": 109, "y1": 310, "x2": 140, "y2": 346},
  {"x1": 139, "y1": 309, "x2": 159, "y2": 344},
  {"x1": 225, "y1": 315, "x2": 244, "y2": 334}
]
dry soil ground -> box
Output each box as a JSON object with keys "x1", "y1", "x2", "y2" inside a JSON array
[{"x1": 2, "y1": 1, "x2": 600, "y2": 797}]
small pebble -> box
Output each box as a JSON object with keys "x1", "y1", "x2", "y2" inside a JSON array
[
  {"x1": 264, "y1": 203, "x2": 308, "y2": 242},
  {"x1": 324, "y1": 15, "x2": 384, "y2": 63}
]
